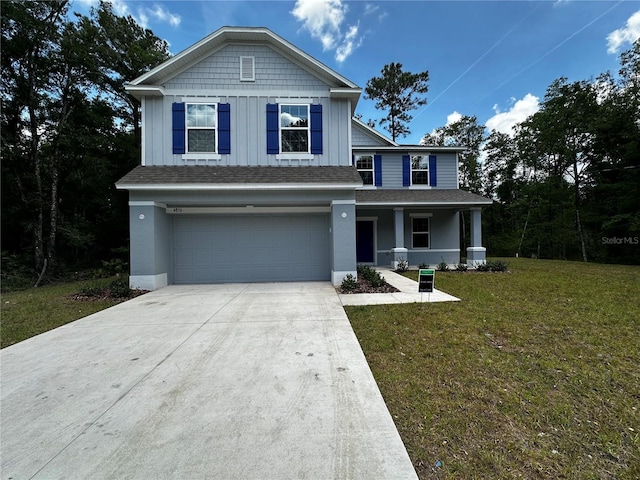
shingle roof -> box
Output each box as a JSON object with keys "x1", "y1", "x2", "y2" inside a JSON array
[
  {"x1": 356, "y1": 189, "x2": 493, "y2": 206},
  {"x1": 116, "y1": 165, "x2": 363, "y2": 188}
]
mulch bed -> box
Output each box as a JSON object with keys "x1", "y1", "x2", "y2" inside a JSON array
[
  {"x1": 338, "y1": 276, "x2": 400, "y2": 294},
  {"x1": 67, "y1": 289, "x2": 148, "y2": 303}
]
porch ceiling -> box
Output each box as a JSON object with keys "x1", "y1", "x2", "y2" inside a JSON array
[{"x1": 356, "y1": 189, "x2": 493, "y2": 208}]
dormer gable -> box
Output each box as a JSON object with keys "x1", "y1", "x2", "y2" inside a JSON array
[
  {"x1": 351, "y1": 118, "x2": 397, "y2": 147},
  {"x1": 125, "y1": 26, "x2": 361, "y2": 110}
]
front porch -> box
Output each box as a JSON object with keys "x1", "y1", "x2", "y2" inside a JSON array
[{"x1": 355, "y1": 189, "x2": 492, "y2": 269}]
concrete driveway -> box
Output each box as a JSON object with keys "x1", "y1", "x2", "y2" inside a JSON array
[{"x1": 1, "y1": 283, "x2": 417, "y2": 479}]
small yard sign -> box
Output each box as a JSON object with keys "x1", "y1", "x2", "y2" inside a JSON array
[{"x1": 418, "y1": 269, "x2": 435, "y2": 293}]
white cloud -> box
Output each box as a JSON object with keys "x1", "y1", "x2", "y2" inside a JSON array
[
  {"x1": 335, "y1": 23, "x2": 362, "y2": 63},
  {"x1": 291, "y1": 0, "x2": 363, "y2": 62},
  {"x1": 107, "y1": 0, "x2": 131, "y2": 17},
  {"x1": 97, "y1": 0, "x2": 181, "y2": 29},
  {"x1": 149, "y1": 4, "x2": 181, "y2": 27},
  {"x1": 607, "y1": 10, "x2": 640, "y2": 54},
  {"x1": 486, "y1": 94, "x2": 539, "y2": 135},
  {"x1": 446, "y1": 111, "x2": 462, "y2": 125},
  {"x1": 364, "y1": 4, "x2": 379, "y2": 16}
]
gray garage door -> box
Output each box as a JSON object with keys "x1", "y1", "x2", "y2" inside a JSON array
[{"x1": 173, "y1": 214, "x2": 330, "y2": 283}]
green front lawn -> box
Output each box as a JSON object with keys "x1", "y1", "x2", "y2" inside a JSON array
[
  {"x1": 1, "y1": 278, "x2": 125, "y2": 348},
  {"x1": 346, "y1": 258, "x2": 639, "y2": 479}
]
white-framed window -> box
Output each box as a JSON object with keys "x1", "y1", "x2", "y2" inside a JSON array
[
  {"x1": 411, "y1": 216, "x2": 430, "y2": 248},
  {"x1": 411, "y1": 155, "x2": 429, "y2": 185},
  {"x1": 355, "y1": 154, "x2": 374, "y2": 185},
  {"x1": 186, "y1": 103, "x2": 216, "y2": 153},
  {"x1": 280, "y1": 104, "x2": 309, "y2": 153}
]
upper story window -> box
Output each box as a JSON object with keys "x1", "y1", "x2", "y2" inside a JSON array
[
  {"x1": 411, "y1": 155, "x2": 429, "y2": 185},
  {"x1": 187, "y1": 103, "x2": 216, "y2": 153},
  {"x1": 280, "y1": 104, "x2": 309, "y2": 153},
  {"x1": 355, "y1": 155, "x2": 374, "y2": 185}
]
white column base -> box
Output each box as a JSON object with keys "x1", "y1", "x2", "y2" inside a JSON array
[
  {"x1": 466, "y1": 247, "x2": 487, "y2": 268},
  {"x1": 130, "y1": 273, "x2": 168, "y2": 291},
  {"x1": 390, "y1": 248, "x2": 408, "y2": 269},
  {"x1": 332, "y1": 270, "x2": 357, "y2": 286}
]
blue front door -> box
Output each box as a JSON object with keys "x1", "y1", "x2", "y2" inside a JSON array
[{"x1": 356, "y1": 220, "x2": 375, "y2": 263}]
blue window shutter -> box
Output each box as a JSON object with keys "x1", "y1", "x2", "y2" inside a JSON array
[
  {"x1": 402, "y1": 155, "x2": 411, "y2": 186},
  {"x1": 310, "y1": 104, "x2": 323, "y2": 154},
  {"x1": 218, "y1": 103, "x2": 231, "y2": 154},
  {"x1": 429, "y1": 154, "x2": 437, "y2": 186},
  {"x1": 374, "y1": 154, "x2": 382, "y2": 186},
  {"x1": 266, "y1": 103, "x2": 279, "y2": 154},
  {"x1": 172, "y1": 102, "x2": 185, "y2": 154}
]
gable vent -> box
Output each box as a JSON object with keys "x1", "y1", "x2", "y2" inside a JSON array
[{"x1": 240, "y1": 56, "x2": 255, "y2": 81}]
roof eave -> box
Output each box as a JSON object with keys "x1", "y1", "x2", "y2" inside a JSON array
[
  {"x1": 356, "y1": 201, "x2": 493, "y2": 207},
  {"x1": 116, "y1": 182, "x2": 363, "y2": 191},
  {"x1": 352, "y1": 145, "x2": 465, "y2": 153},
  {"x1": 124, "y1": 84, "x2": 165, "y2": 100}
]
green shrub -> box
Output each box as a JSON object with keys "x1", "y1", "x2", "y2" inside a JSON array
[
  {"x1": 488, "y1": 260, "x2": 509, "y2": 272},
  {"x1": 418, "y1": 262, "x2": 430, "y2": 270},
  {"x1": 79, "y1": 282, "x2": 107, "y2": 298},
  {"x1": 476, "y1": 262, "x2": 491, "y2": 272},
  {"x1": 455, "y1": 263, "x2": 468, "y2": 272},
  {"x1": 395, "y1": 257, "x2": 409, "y2": 273},
  {"x1": 108, "y1": 278, "x2": 132, "y2": 298},
  {"x1": 341, "y1": 274, "x2": 358, "y2": 291},
  {"x1": 357, "y1": 264, "x2": 386, "y2": 287},
  {"x1": 437, "y1": 260, "x2": 450, "y2": 272}
]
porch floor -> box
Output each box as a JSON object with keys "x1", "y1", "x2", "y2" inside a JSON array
[{"x1": 339, "y1": 267, "x2": 460, "y2": 306}]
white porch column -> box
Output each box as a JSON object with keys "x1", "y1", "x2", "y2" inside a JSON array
[
  {"x1": 466, "y1": 207, "x2": 486, "y2": 267},
  {"x1": 391, "y1": 208, "x2": 408, "y2": 269}
]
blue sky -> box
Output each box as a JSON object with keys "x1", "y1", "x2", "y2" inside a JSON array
[{"x1": 75, "y1": 0, "x2": 640, "y2": 144}]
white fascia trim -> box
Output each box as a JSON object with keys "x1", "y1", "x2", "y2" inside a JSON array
[
  {"x1": 352, "y1": 145, "x2": 464, "y2": 153},
  {"x1": 128, "y1": 201, "x2": 167, "y2": 208},
  {"x1": 124, "y1": 85, "x2": 165, "y2": 97},
  {"x1": 118, "y1": 183, "x2": 362, "y2": 191},
  {"x1": 166, "y1": 206, "x2": 330, "y2": 215},
  {"x1": 331, "y1": 199, "x2": 356, "y2": 205}
]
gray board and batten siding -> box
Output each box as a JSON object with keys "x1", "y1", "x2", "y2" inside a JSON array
[{"x1": 143, "y1": 44, "x2": 353, "y2": 167}]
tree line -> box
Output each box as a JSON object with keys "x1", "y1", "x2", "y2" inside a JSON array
[
  {"x1": 366, "y1": 41, "x2": 640, "y2": 265},
  {"x1": 1, "y1": 0, "x2": 170, "y2": 287}
]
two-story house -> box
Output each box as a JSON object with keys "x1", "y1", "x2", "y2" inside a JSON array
[{"x1": 116, "y1": 27, "x2": 491, "y2": 291}]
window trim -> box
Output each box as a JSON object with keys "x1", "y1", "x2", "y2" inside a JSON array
[
  {"x1": 355, "y1": 153, "x2": 374, "y2": 186},
  {"x1": 410, "y1": 154, "x2": 430, "y2": 186},
  {"x1": 279, "y1": 104, "x2": 310, "y2": 154},
  {"x1": 185, "y1": 102, "x2": 217, "y2": 154},
  {"x1": 410, "y1": 214, "x2": 431, "y2": 249}
]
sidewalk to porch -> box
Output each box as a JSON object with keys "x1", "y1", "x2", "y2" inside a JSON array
[{"x1": 338, "y1": 267, "x2": 460, "y2": 306}]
